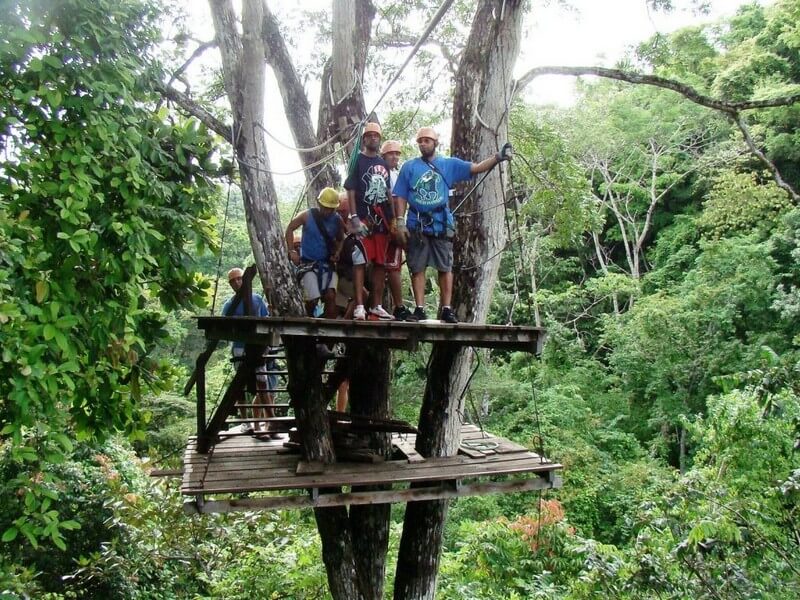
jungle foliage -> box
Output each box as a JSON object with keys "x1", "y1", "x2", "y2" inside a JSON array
[{"x1": 2, "y1": 0, "x2": 800, "y2": 598}]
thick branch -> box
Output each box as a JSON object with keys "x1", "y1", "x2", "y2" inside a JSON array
[
  {"x1": 733, "y1": 112, "x2": 800, "y2": 203},
  {"x1": 159, "y1": 85, "x2": 232, "y2": 144},
  {"x1": 514, "y1": 66, "x2": 800, "y2": 113}
]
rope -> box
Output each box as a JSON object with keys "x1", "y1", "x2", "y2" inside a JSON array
[
  {"x1": 210, "y1": 177, "x2": 234, "y2": 316},
  {"x1": 364, "y1": 0, "x2": 456, "y2": 120}
]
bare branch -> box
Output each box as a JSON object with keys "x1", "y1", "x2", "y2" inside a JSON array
[
  {"x1": 159, "y1": 84, "x2": 232, "y2": 144},
  {"x1": 513, "y1": 66, "x2": 800, "y2": 112},
  {"x1": 167, "y1": 40, "x2": 217, "y2": 89},
  {"x1": 372, "y1": 33, "x2": 459, "y2": 75},
  {"x1": 733, "y1": 112, "x2": 800, "y2": 203}
]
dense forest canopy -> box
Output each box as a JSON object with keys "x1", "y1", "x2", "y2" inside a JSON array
[{"x1": 1, "y1": 0, "x2": 799, "y2": 597}]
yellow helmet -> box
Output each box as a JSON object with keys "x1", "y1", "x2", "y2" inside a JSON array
[
  {"x1": 317, "y1": 187, "x2": 340, "y2": 209},
  {"x1": 416, "y1": 127, "x2": 438, "y2": 142},
  {"x1": 380, "y1": 140, "x2": 402, "y2": 155},
  {"x1": 227, "y1": 267, "x2": 244, "y2": 282},
  {"x1": 363, "y1": 122, "x2": 382, "y2": 138}
]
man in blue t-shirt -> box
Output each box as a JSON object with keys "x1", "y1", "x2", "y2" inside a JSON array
[
  {"x1": 222, "y1": 268, "x2": 278, "y2": 436},
  {"x1": 393, "y1": 127, "x2": 512, "y2": 323}
]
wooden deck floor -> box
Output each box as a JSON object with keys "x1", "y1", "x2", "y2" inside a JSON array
[
  {"x1": 195, "y1": 315, "x2": 546, "y2": 353},
  {"x1": 182, "y1": 425, "x2": 561, "y2": 514}
]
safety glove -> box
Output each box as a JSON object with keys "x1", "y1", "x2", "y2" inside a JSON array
[
  {"x1": 496, "y1": 142, "x2": 513, "y2": 162},
  {"x1": 392, "y1": 217, "x2": 409, "y2": 247},
  {"x1": 349, "y1": 215, "x2": 369, "y2": 237}
]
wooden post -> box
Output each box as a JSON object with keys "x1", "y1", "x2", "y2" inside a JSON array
[{"x1": 196, "y1": 355, "x2": 207, "y2": 449}]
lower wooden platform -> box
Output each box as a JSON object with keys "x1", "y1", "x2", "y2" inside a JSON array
[{"x1": 182, "y1": 424, "x2": 561, "y2": 513}]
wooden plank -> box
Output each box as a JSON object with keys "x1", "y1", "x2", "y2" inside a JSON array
[
  {"x1": 393, "y1": 438, "x2": 426, "y2": 463},
  {"x1": 458, "y1": 445, "x2": 488, "y2": 459},
  {"x1": 296, "y1": 461, "x2": 325, "y2": 475},
  {"x1": 185, "y1": 475, "x2": 560, "y2": 514},
  {"x1": 182, "y1": 454, "x2": 560, "y2": 494},
  {"x1": 194, "y1": 316, "x2": 546, "y2": 353}
]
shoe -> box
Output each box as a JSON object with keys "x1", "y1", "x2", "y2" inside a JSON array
[
  {"x1": 440, "y1": 306, "x2": 459, "y2": 324},
  {"x1": 412, "y1": 306, "x2": 428, "y2": 321},
  {"x1": 368, "y1": 305, "x2": 395, "y2": 320},
  {"x1": 393, "y1": 305, "x2": 418, "y2": 322},
  {"x1": 353, "y1": 305, "x2": 366, "y2": 320}
]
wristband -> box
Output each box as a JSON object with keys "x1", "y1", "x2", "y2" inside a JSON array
[{"x1": 349, "y1": 214, "x2": 358, "y2": 219}]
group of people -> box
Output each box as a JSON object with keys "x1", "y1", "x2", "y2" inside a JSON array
[{"x1": 285, "y1": 123, "x2": 513, "y2": 323}]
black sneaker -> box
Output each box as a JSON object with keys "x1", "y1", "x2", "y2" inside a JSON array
[
  {"x1": 393, "y1": 305, "x2": 418, "y2": 322},
  {"x1": 412, "y1": 306, "x2": 428, "y2": 321},
  {"x1": 440, "y1": 306, "x2": 459, "y2": 324}
]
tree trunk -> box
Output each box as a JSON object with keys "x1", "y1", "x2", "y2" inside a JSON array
[
  {"x1": 209, "y1": 0, "x2": 304, "y2": 315},
  {"x1": 348, "y1": 342, "x2": 392, "y2": 600}
]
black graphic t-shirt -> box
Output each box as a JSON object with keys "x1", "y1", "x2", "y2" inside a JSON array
[{"x1": 344, "y1": 153, "x2": 393, "y2": 233}]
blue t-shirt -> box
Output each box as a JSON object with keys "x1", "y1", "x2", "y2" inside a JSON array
[
  {"x1": 394, "y1": 156, "x2": 472, "y2": 233},
  {"x1": 344, "y1": 153, "x2": 393, "y2": 233},
  {"x1": 222, "y1": 293, "x2": 269, "y2": 317},
  {"x1": 222, "y1": 292, "x2": 269, "y2": 352}
]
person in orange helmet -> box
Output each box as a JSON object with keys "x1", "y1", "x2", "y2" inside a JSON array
[
  {"x1": 380, "y1": 139, "x2": 415, "y2": 321},
  {"x1": 343, "y1": 122, "x2": 397, "y2": 321},
  {"x1": 393, "y1": 126, "x2": 512, "y2": 323}
]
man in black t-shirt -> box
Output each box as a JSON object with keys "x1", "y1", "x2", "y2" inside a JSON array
[{"x1": 343, "y1": 122, "x2": 397, "y2": 320}]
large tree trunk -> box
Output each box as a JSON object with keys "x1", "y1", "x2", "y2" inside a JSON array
[
  {"x1": 348, "y1": 343, "x2": 392, "y2": 600},
  {"x1": 394, "y1": 2, "x2": 525, "y2": 598},
  {"x1": 209, "y1": 0, "x2": 303, "y2": 315},
  {"x1": 262, "y1": 5, "x2": 338, "y2": 203}
]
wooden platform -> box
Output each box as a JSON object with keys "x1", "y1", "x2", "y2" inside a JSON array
[
  {"x1": 182, "y1": 425, "x2": 561, "y2": 513},
  {"x1": 195, "y1": 316, "x2": 547, "y2": 353}
]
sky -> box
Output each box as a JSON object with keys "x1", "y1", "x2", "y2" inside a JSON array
[{"x1": 182, "y1": 0, "x2": 765, "y2": 187}]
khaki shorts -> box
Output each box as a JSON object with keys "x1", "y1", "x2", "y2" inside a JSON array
[{"x1": 300, "y1": 267, "x2": 338, "y2": 302}]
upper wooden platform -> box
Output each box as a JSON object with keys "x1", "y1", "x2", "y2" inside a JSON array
[
  {"x1": 195, "y1": 315, "x2": 547, "y2": 353},
  {"x1": 182, "y1": 425, "x2": 561, "y2": 513}
]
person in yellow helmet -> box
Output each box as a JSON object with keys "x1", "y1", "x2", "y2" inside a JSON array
[
  {"x1": 284, "y1": 187, "x2": 346, "y2": 318},
  {"x1": 393, "y1": 127, "x2": 512, "y2": 323},
  {"x1": 344, "y1": 122, "x2": 396, "y2": 321}
]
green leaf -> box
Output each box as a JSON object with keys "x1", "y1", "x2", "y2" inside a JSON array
[{"x1": 2, "y1": 527, "x2": 18, "y2": 542}]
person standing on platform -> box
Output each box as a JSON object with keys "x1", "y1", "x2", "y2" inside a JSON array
[
  {"x1": 380, "y1": 139, "x2": 416, "y2": 322},
  {"x1": 284, "y1": 187, "x2": 346, "y2": 319},
  {"x1": 222, "y1": 268, "x2": 278, "y2": 436},
  {"x1": 344, "y1": 122, "x2": 397, "y2": 321},
  {"x1": 393, "y1": 127, "x2": 512, "y2": 323}
]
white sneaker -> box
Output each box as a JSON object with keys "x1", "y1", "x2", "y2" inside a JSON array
[
  {"x1": 368, "y1": 305, "x2": 395, "y2": 320},
  {"x1": 353, "y1": 305, "x2": 366, "y2": 320}
]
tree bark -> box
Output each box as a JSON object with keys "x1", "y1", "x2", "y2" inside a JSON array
[
  {"x1": 348, "y1": 342, "x2": 392, "y2": 600},
  {"x1": 208, "y1": 0, "x2": 304, "y2": 316},
  {"x1": 262, "y1": 5, "x2": 338, "y2": 202},
  {"x1": 394, "y1": 2, "x2": 525, "y2": 598}
]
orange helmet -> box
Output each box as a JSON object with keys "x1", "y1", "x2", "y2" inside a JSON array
[
  {"x1": 380, "y1": 140, "x2": 402, "y2": 155},
  {"x1": 416, "y1": 127, "x2": 438, "y2": 142},
  {"x1": 363, "y1": 122, "x2": 382, "y2": 138},
  {"x1": 227, "y1": 267, "x2": 244, "y2": 282}
]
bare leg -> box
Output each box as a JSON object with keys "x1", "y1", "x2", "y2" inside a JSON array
[
  {"x1": 438, "y1": 271, "x2": 453, "y2": 308},
  {"x1": 388, "y1": 269, "x2": 403, "y2": 308},
  {"x1": 323, "y1": 289, "x2": 337, "y2": 319},
  {"x1": 411, "y1": 271, "x2": 426, "y2": 307},
  {"x1": 353, "y1": 265, "x2": 366, "y2": 306},
  {"x1": 370, "y1": 265, "x2": 386, "y2": 309},
  {"x1": 336, "y1": 379, "x2": 350, "y2": 412}
]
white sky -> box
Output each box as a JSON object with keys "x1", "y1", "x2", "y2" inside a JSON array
[{"x1": 182, "y1": 0, "x2": 764, "y2": 188}]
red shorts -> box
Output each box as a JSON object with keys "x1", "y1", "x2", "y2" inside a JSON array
[{"x1": 362, "y1": 233, "x2": 390, "y2": 266}]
